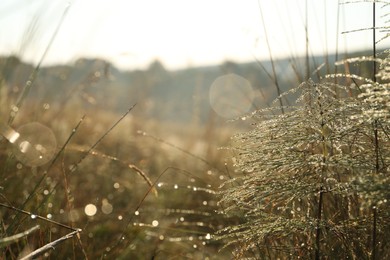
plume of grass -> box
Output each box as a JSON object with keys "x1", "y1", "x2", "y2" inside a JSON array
[{"x1": 218, "y1": 1, "x2": 390, "y2": 258}]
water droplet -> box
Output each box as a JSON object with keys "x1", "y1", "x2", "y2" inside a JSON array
[
  {"x1": 31, "y1": 214, "x2": 37, "y2": 219},
  {"x1": 11, "y1": 105, "x2": 19, "y2": 112},
  {"x1": 113, "y1": 183, "x2": 120, "y2": 189},
  {"x1": 85, "y1": 204, "x2": 97, "y2": 216},
  {"x1": 43, "y1": 103, "x2": 50, "y2": 110},
  {"x1": 43, "y1": 190, "x2": 49, "y2": 195},
  {"x1": 193, "y1": 244, "x2": 197, "y2": 248},
  {"x1": 205, "y1": 233, "x2": 211, "y2": 240},
  {"x1": 203, "y1": 201, "x2": 208, "y2": 206},
  {"x1": 47, "y1": 214, "x2": 52, "y2": 219},
  {"x1": 174, "y1": 184, "x2": 178, "y2": 189},
  {"x1": 134, "y1": 211, "x2": 139, "y2": 216},
  {"x1": 152, "y1": 220, "x2": 159, "y2": 227},
  {"x1": 159, "y1": 235, "x2": 164, "y2": 240},
  {"x1": 118, "y1": 215, "x2": 123, "y2": 220}
]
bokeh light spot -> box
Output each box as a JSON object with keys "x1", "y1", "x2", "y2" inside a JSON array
[
  {"x1": 85, "y1": 204, "x2": 97, "y2": 217},
  {"x1": 209, "y1": 73, "x2": 254, "y2": 119},
  {"x1": 12, "y1": 122, "x2": 57, "y2": 167}
]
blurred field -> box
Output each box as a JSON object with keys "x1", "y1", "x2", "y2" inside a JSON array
[{"x1": 0, "y1": 54, "x2": 253, "y2": 259}]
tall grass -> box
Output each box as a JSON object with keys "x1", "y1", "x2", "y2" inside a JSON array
[{"x1": 218, "y1": 1, "x2": 390, "y2": 259}]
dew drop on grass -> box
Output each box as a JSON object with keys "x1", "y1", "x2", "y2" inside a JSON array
[
  {"x1": 11, "y1": 105, "x2": 19, "y2": 112},
  {"x1": 134, "y1": 210, "x2": 139, "y2": 216},
  {"x1": 113, "y1": 182, "x2": 120, "y2": 189},
  {"x1": 47, "y1": 214, "x2": 52, "y2": 219},
  {"x1": 85, "y1": 204, "x2": 97, "y2": 216},
  {"x1": 152, "y1": 220, "x2": 159, "y2": 227},
  {"x1": 0, "y1": 123, "x2": 20, "y2": 143},
  {"x1": 118, "y1": 215, "x2": 123, "y2": 220},
  {"x1": 43, "y1": 103, "x2": 50, "y2": 110},
  {"x1": 174, "y1": 184, "x2": 178, "y2": 189},
  {"x1": 31, "y1": 214, "x2": 37, "y2": 219}
]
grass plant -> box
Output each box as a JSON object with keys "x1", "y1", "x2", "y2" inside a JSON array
[{"x1": 218, "y1": 1, "x2": 390, "y2": 259}]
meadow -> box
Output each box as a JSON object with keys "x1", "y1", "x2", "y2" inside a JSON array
[{"x1": 1, "y1": 1, "x2": 390, "y2": 259}]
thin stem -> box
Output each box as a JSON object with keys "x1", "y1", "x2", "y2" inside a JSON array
[
  {"x1": 372, "y1": 2, "x2": 378, "y2": 260},
  {"x1": 305, "y1": 0, "x2": 310, "y2": 80},
  {"x1": 257, "y1": 0, "x2": 284, "y2": 113},
  {"x1": 7, "y1": 4, "x2": 71, "y2": 125},
  {"x1": 315, "y1": 189, "x2": 323, "y2": 260}
]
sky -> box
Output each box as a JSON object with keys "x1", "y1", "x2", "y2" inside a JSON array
[{"x1": 0, "y1": 0, "x2": 389, "y2": 70}]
